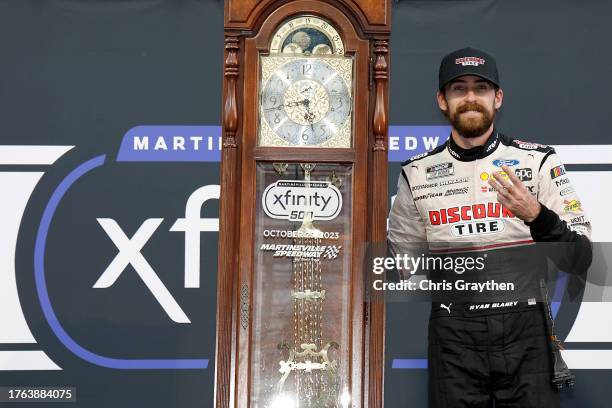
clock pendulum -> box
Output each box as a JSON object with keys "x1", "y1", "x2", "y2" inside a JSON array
[{"x1": 276, "y1": 163, "x2": 340, "y2": 408}]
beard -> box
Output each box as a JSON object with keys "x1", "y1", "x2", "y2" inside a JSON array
[{"x1": 445, "y1": 101, "x2": 495, "y2": 138}]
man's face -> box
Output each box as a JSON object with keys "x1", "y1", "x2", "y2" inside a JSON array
[{"x1": 437, "y1": 75, "x2": 503, "y2": 138}]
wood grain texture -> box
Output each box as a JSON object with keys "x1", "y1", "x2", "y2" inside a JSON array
[
  {"x1": 223, "y1": 36, "x2": 240, "y2": 149},
  {"x1": 373, "y1": 40, "x2": 389, "y2": 152},
  {"x1": 364, "y1": 37, "x2": 389, "y2": 408},
  {"x1": 215, "y1": 33, "x2": 242, "y2": 408},
  {"x1": 226, "y1": 0, "x2": 390, "y2": 33},
  {"x1": 217, "y1": 1, "x2": 391, "y2": 407}
]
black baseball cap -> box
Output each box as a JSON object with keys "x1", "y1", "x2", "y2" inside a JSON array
[{"x1": 438, "y1": 47, "x2": 499, "y2": 91}]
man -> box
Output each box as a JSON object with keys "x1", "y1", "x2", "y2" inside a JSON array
[{"x1": 388, "y1": 47, "x2": 592, "y2": 407}]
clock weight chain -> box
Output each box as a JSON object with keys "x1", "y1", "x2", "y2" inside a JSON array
[{"x1": 275, "y1": 163, "x2": 340, "y2": 408}]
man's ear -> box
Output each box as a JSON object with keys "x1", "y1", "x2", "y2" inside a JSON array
[
  {"x1": 437, "y1": 91, "x2": 448, "y2": 112},
  {"x1": 494, "y1": 88, "x2": 504, "y2": 110}
]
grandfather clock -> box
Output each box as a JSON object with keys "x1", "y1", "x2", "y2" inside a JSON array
[{"x1": 216, "y1": 1, "x2": 391, "y2": 407}]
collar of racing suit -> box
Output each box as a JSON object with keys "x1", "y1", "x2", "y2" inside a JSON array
[{"x1": 446, "y1": 129, "x2": 500, "y2": 162}]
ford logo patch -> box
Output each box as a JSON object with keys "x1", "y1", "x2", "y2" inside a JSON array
[{"x1": 493, "y1": 159, "x2": 520, "y2": 167}]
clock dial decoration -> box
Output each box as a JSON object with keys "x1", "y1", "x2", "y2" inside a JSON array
[
  {"x1": 259, "y1": 56, "x2": 353, "y2": 147},
  {"x1": 271, "y1": 16, "x2": 344, "y2": 55}
]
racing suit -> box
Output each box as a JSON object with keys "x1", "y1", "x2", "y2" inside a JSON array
[{"x1": 387, "y1": 131, "x2": 592, "y2": 407}]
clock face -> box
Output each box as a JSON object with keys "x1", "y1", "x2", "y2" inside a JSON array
[{"x1": 259, "y1": 56, "x2": 353, "y2": 147}]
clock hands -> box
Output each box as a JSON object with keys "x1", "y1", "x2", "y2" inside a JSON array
[
  {"x1": 302, "y1": 98, "x2": 316, "y2": 132},
  {"x1": 265, "y1": 96, "x2": 318, "y2": 133},
  {"x1": 264, "y1": 99, "x2": 309, "y2": 111},
  {"x1": 301, "y1": 86, "x2": 316, "y2": 132}
]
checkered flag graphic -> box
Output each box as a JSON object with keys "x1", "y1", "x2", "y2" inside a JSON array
[{"x1": 322, "y1": 245, "x2": 342, "y2": 259}]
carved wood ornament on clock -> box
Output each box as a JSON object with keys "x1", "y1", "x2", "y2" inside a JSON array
[{"x1": 216, "y1": 1, "x2": 391, "y2": 407}]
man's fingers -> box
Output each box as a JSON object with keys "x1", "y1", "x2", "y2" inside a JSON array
[
  {"x1": 497, "y1": 193, "x2": 510, "y2": 207},
  {"x1": 489, "y1": 179, "x2": 511, "y2": 198},
  {"x1": 501, "y1": 165, "x2": 526, "y2": 190},
  {"x1": 491, "y1": 170, "x2": 514, "y2": 191}
]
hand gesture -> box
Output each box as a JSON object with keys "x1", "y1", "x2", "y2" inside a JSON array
[{"x1": 489, "y1": 165, "x2": 541, "y2": 222}]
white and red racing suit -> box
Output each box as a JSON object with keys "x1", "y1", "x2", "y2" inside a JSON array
[{"x1": 388, "y1": 130, "x2": 592, "y2": 407}]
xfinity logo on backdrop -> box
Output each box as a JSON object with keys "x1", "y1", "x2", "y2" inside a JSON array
[
  {"x1": 263, "y1": 180, "x2": 342, "y2": 221},
  {"x1": 94, "y1": 185, "x2": 219, "y2": 323},
  {"x1": 1, "y1": 145, "x2": 216, "y2": 370}
]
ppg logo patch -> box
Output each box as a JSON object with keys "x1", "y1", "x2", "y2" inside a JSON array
[{"x1": 514, "y1": 168, "x2": 533, "y2": 182}]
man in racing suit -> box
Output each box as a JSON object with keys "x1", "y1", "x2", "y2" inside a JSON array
[{"x1": 388, "y1": 47, "x2": 593, "y2": 407}]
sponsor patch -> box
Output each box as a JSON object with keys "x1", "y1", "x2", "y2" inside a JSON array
[
  {"x1": 444, "y1": 187, "x2": 469, "y2": 196},
  {"x1": 550, "y1": 165, "x2": 566, "y2": 179},
  {"x1": 451, "y1": 219, "x2": 505, "y2": 236},
  {"x1": 555, "y1": 178, "x2": 570, "y2": 187},
  {"x1": 429, "y1": 202, "x2": 515, "y2": 225},
  {"x1": 480, "y1": 184, "x2": 532, "y2": 194},
  {"x1": 480, "y1": 171, "x2": 509, "y2": 181},
  {"x1": 426, "y1": 162, "x2": 454, "y2": 180},
  {"x1": 570, "y1": 225, "x2": 590, "y2": 235},
  {"x1": 514, "y1": 139, "x2": 546, "y2": 149},
  {"x1": 569, "y1": 216, "x2": 586, "y2": 224},
  {"x1": 409, "y1": 152, "x2": 428, "y2": 161},
  {"x1": 493, "y1": 159, "x2": 520, "y2": 167},
  {"x1": 485, "y1": 138, "x2": 499, "y2": 153},
  {"x1": 414, "y1": 192, "x2": 442, "y2": 201},
  {"x1": 439, "y1": 177, "x2": 470, "y2": 186},
  {"x1": 514, "y1": 140, "x2": 545, "y2": 150},
  {"x1": 448, "y1": 146, "x2": 461, "y2": 159},
  {"x1": 440, "y1": 303, "x2": 452, "y2": 314},
  {"x1": 559, "y1": 187, "x2": 574, "y2": 196},
  {"x1": 514, "y1": 168, "x2": 533, "y2": 182},
  {"x1": 563, "y1": 199, "x2": 582, "y2": 213},
  {"x1": 411, "y1": 182, "x2": 438, "y2": 191}
]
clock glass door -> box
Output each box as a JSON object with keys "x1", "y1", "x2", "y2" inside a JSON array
[{"x1": 250, "y1": 162, "x2": 353, "y2": 408}]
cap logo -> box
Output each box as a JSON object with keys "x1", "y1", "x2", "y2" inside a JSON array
[{"x1": 455, "y1": 57, "x2": 485, "y2": 66}]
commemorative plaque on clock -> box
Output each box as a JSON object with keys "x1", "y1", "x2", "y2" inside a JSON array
[{"x1": 216, "y1": 1, "x2": 391, "y2": 407}]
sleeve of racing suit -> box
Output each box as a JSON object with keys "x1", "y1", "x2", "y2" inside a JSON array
[
  {"x1": 525, "y1": 149, "x2": 593, "y2": 276},
  {"x1": 387, "y1": 169, "x2": 428, "y2": 280}
]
